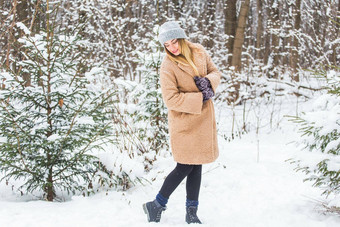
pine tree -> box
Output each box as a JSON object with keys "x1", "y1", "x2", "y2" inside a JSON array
[{"x1": 0, "y1": 7, "x2": 117, "y2": 201}]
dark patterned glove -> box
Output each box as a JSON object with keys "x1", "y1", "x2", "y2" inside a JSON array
[
  {"x1": 202, "y1": 87, "x2": 214, "y2": 102},
  {"x1": 194, "y1": 76, "x2": 212, "y2": 91}
]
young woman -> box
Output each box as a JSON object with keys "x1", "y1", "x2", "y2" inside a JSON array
[{"x1": 143, "y1": 21, "x2": 221, "y2": 224}]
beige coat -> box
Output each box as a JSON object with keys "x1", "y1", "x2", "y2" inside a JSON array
[{"x1": 160, "y1": 41, "x2": 221, "y2": 165}]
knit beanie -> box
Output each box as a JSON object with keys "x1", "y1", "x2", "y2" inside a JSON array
[{"x1": 158, "y1": 21, "x2": 187, "y2": 44}]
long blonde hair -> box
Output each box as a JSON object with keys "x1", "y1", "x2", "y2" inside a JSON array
[{"x1": 165, "y1": 39, "x2": 199, "y2": 76}]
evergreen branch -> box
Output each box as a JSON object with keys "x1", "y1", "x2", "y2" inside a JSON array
[
  {"x1": 26, "y1": 36, "x2": 49, "y2": 63},
  {"x1": 51, "y1": 96, "x2": 93, "y2": 166},
  {"x1": 53, "y1": 121, "x2": 113, "y2": 179},
  {"x1": 49, "y1": 35, "x2": 79, "y2": 81},
  {"x1": 19, "y1": 93, "x2": 48, "y2": 111},
  {"x1": 69, "y1": 60, "x2": 83, "y2": 88},
  {"x1": 0, "y1": 101, "x2": 34, "y2": 175},
  {"x1": 17, "y1": 48, "x2": 46, "y2": 84},
  {"x1": 2, "y1": 62, "x2": 27, "y2": 89},
  {"x1": 0, "y1": 99, "x2": 26, "y2": 135}
]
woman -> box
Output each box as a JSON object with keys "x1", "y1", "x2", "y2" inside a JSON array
[{"x1": 143, "y1": 21, "x2": 221, "y2": 224}]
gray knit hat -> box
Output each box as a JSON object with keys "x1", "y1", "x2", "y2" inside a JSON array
[{"x1": 158, "y1": 21, "x2": 187, "y2": 44}]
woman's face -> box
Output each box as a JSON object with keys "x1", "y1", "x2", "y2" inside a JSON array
[{"x1": 164, "y1": 39, "x2": 181, "y2": 56}]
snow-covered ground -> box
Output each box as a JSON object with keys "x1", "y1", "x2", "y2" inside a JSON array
[
  {"x1": 1, "y1": 96, "x2": 339, "y2": 227},
  {"x1": 1, "y1": 127, "x2": 339, "y2": 226}
]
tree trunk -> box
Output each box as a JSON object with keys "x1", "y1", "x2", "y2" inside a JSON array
[
  {"x1": 244, "y1": 2, "x2": 253, "y2": 67},
  {"x1": 231, "y1": 0, "x2": 250, "y2": 71},
  {"x1": 224, "y1": 0, "x2": 237, "y2": 65},
  {"x1": 6, "y1": 0, "x2": 17, "y2": 69},
  {"x1": 270, "y1": 0, "x2": 280, "y2": 78},
  {"x1": 228, "y1": 0, "x2": 250, "y2": 104},
  {"x1": 290, "y1": 0, "x2": 301, "y2": 81},
  {"x1": 263, "y1": 14, "x2": 271, "y2": 67},
  {"x1": 204, "y1": 0, "x2": 216, "y2": 48},
  {"x1": 46, "y1": 0, "x2": 54, "y2": 202},
  {"x1": 333, "y1": 1, "x2": 340, "y2": 67},
  {"x1": 17, "y1": 0, "x2": 31, "y2": 86},
  {"x1": 255, "y1": 0, "x2": 263, "y2": 61}
]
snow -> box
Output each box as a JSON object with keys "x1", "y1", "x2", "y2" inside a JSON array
[
  {"x1": 325, "y1": 138, "x2": 340, "y2": 154},
  {"x1": 1, "y1": 72, "x2": 339, "y2": 226},
  {"x1": 301, "y1": 93, "x2": 340, "y2": 136},
  {"x1": 47, "y1": 134, "x2": 61, "y2": 142},
  {"x1": 97, "y1": 150, "x2": 145, "y2": 180},
  {"x1": 0, "y1": 71, "x2": 12, "y2": 81},
  {"x1": 16, "y1": 22, "x2": 31, "y2": 35},
  {"x1": 76, "y1": 116, "x2": 95, "y2": 125},
  {"x1": 1, "y1": 120, "x2": 339, "y2": 226}
]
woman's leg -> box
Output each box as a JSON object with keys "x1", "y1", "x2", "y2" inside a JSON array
[
  {"x1": 158, "y1": 163, "x2": 194, "y2": 201},
  {"x1": 186, "y1": 165, "x2": 202, "y2": 204},
  {"x1": 143, "y1": 163, "x2": 200, "y2": 223}
]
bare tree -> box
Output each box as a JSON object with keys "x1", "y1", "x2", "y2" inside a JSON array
[
  {"x1": 290, "y1": 0, "x2": 301, "y2": 81},
  {"x1": 224, "y1": 0, "x2": 237, "y2": 65},
  {"x1": 270, "y1": 0, "x2": 280, "y2": 78},
  {"x1": 332, "y1": 1, "x2": 340, "y2": 66},
  {"x1": 226, "y1": 0, "x2": 250, "y2": 104},
  {"x1": 255, "y1": 0, "x2": 263, "y2": 61},
  {"x1": 1, "y1": 0, "x2": 338, "y2": 87},
  {"x1": 231, "y1": 0, "x2": 250, "y2": 70}
]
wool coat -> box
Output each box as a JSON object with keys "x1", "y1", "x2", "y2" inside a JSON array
[{"x1": 160, "y1": 41, "x2": 221, "y2": 165}]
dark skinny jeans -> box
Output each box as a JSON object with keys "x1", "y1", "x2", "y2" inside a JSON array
[{"x1": 159, "y1": 163, "x2": 202, "y2": 201}]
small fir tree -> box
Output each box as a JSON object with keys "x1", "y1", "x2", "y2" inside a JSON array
[{"x1": 0, "y1": 12, "x2": 117, "y2": 201}]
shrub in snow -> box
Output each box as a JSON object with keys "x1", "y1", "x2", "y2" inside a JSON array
[
  {"x1": 133, "y1": 27, "x2": 169, "y2": 165},
  {"x1": 0, "y1": 22, "x2": 117, "y2": 201},
  {"x1": 112, "y1": 26, "x2": 169, "y2": 172},
  {"x1": 216, "y1": 63, "x2": 316, "y2": 140},
  {"x1": 288, "y1": 70, "x2": 340, "y2": 197}
]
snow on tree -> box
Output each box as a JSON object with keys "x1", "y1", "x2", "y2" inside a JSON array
[{"x1": 287, "y1": 67, "x2": 340, "y2": 214}]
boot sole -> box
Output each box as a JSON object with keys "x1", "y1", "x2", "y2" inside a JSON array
[{"x1": 143, "y1": 203, "x2": 151, "y2": 222}]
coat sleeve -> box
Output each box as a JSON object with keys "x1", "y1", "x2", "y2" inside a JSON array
[
  {"x1": 160, "y1": 68, "x2": 203, "y2": 115},
  {"x1": 205, "y1": 51, "x2": 221, "y2": 93}
]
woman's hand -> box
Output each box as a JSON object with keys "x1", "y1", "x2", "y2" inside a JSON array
[
  {"x1": 194, "y1": 76, "x2": 214, "y2": 102},
  {"x1": 194, "y1": 76, "x2": 211, "y2": 91},
  {"x1": 202, "y1": 88, "x2": 214, "y2": 102}
]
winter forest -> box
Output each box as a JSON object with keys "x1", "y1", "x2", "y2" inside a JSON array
[{"x1": 0, "y1": 0, "x2": 339, "y2": 226}]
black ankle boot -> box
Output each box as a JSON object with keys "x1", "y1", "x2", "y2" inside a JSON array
[
  {"x1": 143, "y1": 200, "x2": 166, "y2": 223},
  {"x1": 186, "y1": 206, "x2": 202, "y2": 224}
]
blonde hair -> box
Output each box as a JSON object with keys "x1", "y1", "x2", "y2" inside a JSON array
[{"x1": 165, "y1": 39, "x2": 199, "y2": 76}]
